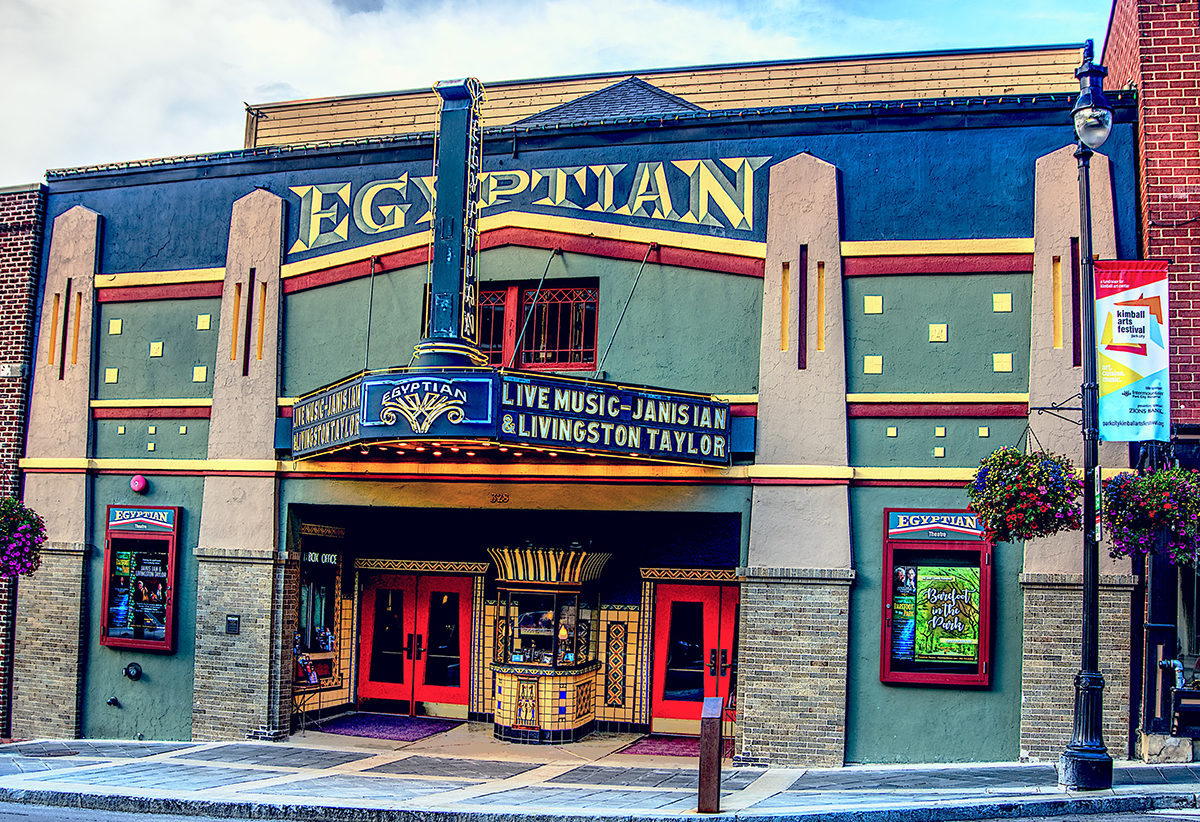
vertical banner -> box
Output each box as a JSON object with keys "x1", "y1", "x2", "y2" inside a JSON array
[{"x1": 1095, "y1": 260, "x2": 1170, "y2": 442}]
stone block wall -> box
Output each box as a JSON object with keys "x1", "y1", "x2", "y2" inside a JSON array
[
  {"x1": 1019, "y1": 574, "x2": 1137, "y2": 761},
  {"x1": 10, "y1": 544, "x2": 87, "y2": 739},
  {"x1": 734, "y1": 567, "x2": 854, "y2": 767}
]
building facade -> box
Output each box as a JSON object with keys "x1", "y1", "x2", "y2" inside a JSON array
[{"x1": 9, "y1": 45, "x2": 1154, "y2": 766}]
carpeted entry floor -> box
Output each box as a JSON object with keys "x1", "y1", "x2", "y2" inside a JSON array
[
  {"x1": 618, "y1": 735, "x2": 701, "y2": 757},
  {"x1": 314, "y1": 713, "x2": 462, "y2": 742}
]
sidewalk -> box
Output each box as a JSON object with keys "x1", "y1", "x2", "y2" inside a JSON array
[{"x1": 0, "y1": 723, "x2": 1194, "y2": 821}]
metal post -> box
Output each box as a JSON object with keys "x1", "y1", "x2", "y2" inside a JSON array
[{"x1": 1058, "y1": 140, "x2": 1114, "y2": 791}]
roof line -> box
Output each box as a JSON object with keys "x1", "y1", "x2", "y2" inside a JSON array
[
  {"x1": 247, "y1": 43, "x2": 1085, "y2": 110},
  {"x1": 48, "y1": 88, "x2": 1130, "y2": 181}
]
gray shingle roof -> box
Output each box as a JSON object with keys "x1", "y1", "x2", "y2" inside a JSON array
[{"x1": 516, "y1": 77, "x2": 704, "y2": 126}]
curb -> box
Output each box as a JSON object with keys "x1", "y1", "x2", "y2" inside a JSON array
[{"x1": 0, "y1": 786, "x2": 1196, "y2": 821}]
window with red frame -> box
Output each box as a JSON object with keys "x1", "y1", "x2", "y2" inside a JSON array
[{"x1": 478, "y1": 282, "x2": 598, "y2": 370}]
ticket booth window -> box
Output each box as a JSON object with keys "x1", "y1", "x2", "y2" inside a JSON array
[{"x1": 295, "y1": 543, "x2": 342, "y2": 685}]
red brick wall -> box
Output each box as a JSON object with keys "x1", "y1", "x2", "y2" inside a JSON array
[
  {"x1": 0, "y1": 183, "x2": 45, "y2": 737},
  {"x1": 1104, "y1": 1, "x2": 1200, "y2": 424}
]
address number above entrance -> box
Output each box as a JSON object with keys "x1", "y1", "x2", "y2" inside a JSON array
[{"x1": 291, "y1": 369, "x2": 732, "y2": 467}]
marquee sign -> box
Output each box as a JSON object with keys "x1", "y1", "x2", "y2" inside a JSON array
[{"x1": 291, "y1": 369, "x2": 731, "y2": 467}]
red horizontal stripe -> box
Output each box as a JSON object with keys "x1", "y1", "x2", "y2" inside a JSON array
[
  {"x1": 97, "y1": 282, "x2": 224, "y2": 303},
  {"x1": 854, "y1": 479, "x2": 968, "y2": 488},
  {"x1": 92, "y1": 407, "x2": 212, "y2": 419},
  {"x1": 847, "y1": 403, "x2": 1027, "y2": 418},
  {"x1": 842, "y1": 254, "x2": 1033, "y2": 276},
  {"x1": 282, "y1": 227, "x2": 764, "y2": 295},
  {"x1": 729, "y1": 403, "x2": 757, "y2": 417}
]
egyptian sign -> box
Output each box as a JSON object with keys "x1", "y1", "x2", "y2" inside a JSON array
[
  {"x1": 1095, "y1": 259, "x2": 1170, "y2": 442},
  {"x1": 108, "y1": 506, "x2": 178, "y2": 534},
  {"x1": 287, "y1": 156, "x2": 770, "y2": 259},
  {"x1": 291, "y1": 369, "x2": 731, "y2": 467},
  {"x1": 886, "y1": 511, "x2": 985, "y2": 542}
]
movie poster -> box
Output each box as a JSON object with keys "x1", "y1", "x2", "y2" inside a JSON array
[
  {"x1": 106, "y1": 544, "x2": 168, "y2": 642},
  {"x1": 890, "y1": 565, "x2": 917, "y2": 661},
  {"x1": 915, "y1": 567, "x2": 980, "y2": 662}
]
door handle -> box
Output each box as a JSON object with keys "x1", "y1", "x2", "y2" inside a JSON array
[
  {"x1": 708, "y1": 648, "x2": 718, "y2": 676},
  {"x1": 414, "y1": 634, "x2": 425, "y2": 661},
  {"x1": 405, "y1": 633, "x2": 414, "y2": 660},
  {"x1": 720, "y1": 649, "x2": 732, "y2": 676}
]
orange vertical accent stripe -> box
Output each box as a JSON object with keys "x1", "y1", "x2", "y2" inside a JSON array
[
  {"x1": 48, "y1": 293, "x2": 60, "y2": 365},
  {"x1": 256, "y1": 282, "x2": 267, "y2": 361},
  {"x1": 816, "y1": 261, "x2": 826, "y2": 352},
  {"x1": 230, "y1": 283, "x2": 242, "y2": 361},
  {"x1": 71, "y1": 292, "x2": 82, "y2": 365},
  {"x1": 780, "y1": 261, "x2": 790, "y2": 352},
  {"x1": 1052, "y1": 256, "x2": 1063, "y2": 350}
]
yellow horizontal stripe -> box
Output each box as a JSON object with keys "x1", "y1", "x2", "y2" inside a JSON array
[
  {"x1": 94, "y1": 268, "x2": 225, "y2": 289},
  {"x1": 846, "y1": 393, "x2": 1029, "y2": 403},
  {"x1": 20, "y1": 458, "x2": 280, "y2": 471},
  {"x1": 853, "y1": 466, "x2": 977, "y2": 481},
  {"x1": 281, "y1": 230, "x2": 433, "y2": 278},
  {"x1": 840, "y1": 238, "x2": 1034, "y2": 257},
  {"x1": 278, "y1": 397, "x2": 297, "y2": 407},
  {"x1": 482, "y1": 212, "x2": 767, "y2": 259},
  {"x1": 749, "y1": 465, "x2": 854, "y2": 480},
  {"x1": 89, "y1": 398, "x2": 213, "y2": 408},
  {"x1": 714, "y1": 393, "x2": 758, "y2": 404}
]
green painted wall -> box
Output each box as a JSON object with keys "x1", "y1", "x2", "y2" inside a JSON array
[
  {"x1": 848, "y1": 417, "x2": 1028, "y2": 467},
  {"x1": 282, "y1": 246, "x2": 762, "y2": 398},
  {"x1": 80, "y1": 475, "x2": 202, "y2": 741},
  {"x1": 843, "y1": 274, "x2": 1032, "y2": 394},
  {"x1": 95, "y1": 299, "x2": 220, "y2": 400},
  {"x1": 845, "y1": 485, "x2": 1022, "y2": 763},
  {"x1": 93, "y1": 419, "x2": 211, "y2": 460},
  {"x1": 283, "y1": 266, "x2": 426, "y2": 396}
]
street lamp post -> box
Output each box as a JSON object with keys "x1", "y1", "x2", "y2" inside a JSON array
[{"x1": 1058, "y1": 39, "x2": 1115, "y2": 792}]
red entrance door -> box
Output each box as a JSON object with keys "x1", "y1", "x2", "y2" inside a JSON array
[
  {"x1": 357, "y1": 574, "x2": 472, "y2": 714},
  {"x1": 650, "y1": 584, "x2": 738, "y2": 734}
]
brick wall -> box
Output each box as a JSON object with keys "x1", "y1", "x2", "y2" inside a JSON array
[
  {"x1": 0, "y1": 184, "x2": 45, "y2": 738},
  {"x1": 734, "y1": 568, "x2": 854, "y2": 767},
  {"x1": 191, "y1": 548, "x2": 295, "y2": 741},
  {"x1": 1019, "y1": 575, "x2": 1136, "y2": 761},
  {"x1": 1104, "y1": 1, "x2": 1200, "y2": 423},
  {"x1": 11, "y1": 545, "x2": 87, "y2": 739}
]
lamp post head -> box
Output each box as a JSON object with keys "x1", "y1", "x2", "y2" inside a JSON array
[{"x1": 1074, "y1": 39, "x2": 1113, "y2": 150}]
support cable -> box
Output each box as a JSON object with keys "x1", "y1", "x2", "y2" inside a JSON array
[
  {"x1": 595, "y1": 243, "x2": 657, "y2": 377},
  {"x1": 508, "y1": 247, "x2": 560, "y2": 369}
]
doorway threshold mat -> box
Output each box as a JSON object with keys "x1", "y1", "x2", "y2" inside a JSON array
[
  {"x1": 617, "y1": 735, "x2": 701, "y2": 757},
  {"x1": 314, "y1": 713, "x2": 462, "y2": 742}
]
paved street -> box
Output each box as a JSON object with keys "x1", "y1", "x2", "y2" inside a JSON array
[{"x1": 0, "y1": 726, "x2": 1194, "y2": 820}]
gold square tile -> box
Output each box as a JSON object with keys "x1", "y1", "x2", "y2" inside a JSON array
[{"x1": 863, "y1": 355, "x2": 883, "y2": 374}]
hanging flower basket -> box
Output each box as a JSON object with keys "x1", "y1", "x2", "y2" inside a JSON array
[
  {"x1": 0, "y1": 497, "x2": 45, "y2": 577},
  {"x1": 966, "y1": 446, "x2": 1083, "y2": 543},
  {"x1": 1103, "y1": 467, "x2": 1200, "y2": 566}
]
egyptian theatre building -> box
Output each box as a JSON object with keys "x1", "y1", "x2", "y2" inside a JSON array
[{"x1": 13, "y1": 45, "x2": 1145, "y2": 766}]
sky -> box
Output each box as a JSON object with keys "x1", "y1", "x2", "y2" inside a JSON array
[{"x1": 1, "y1": 0, "x2": 1116, "y2": 185}]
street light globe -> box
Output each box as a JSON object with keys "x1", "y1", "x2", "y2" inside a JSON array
[{"x1": 1074, "y1": 101, "x2": 1113, "y2": 150}]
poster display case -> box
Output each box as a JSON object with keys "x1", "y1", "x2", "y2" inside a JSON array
[
  {"x1": 99, "y1": 506, "x2": 181, "y2": 652},
  {"x1": 880, "y1": 509, "x2": 992, "y2": 687}
]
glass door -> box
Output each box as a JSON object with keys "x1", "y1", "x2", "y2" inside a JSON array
[
  {"x1": 650, "y1": 583, "x2": 738, "y2": 734},
  {"x1": 357, "y1": 574, "x2": 473, "y2": 712}
]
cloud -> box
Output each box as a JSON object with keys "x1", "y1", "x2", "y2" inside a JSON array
[{"x1": 0, "y1": 0, "x2": 1108, "y2": 184}]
